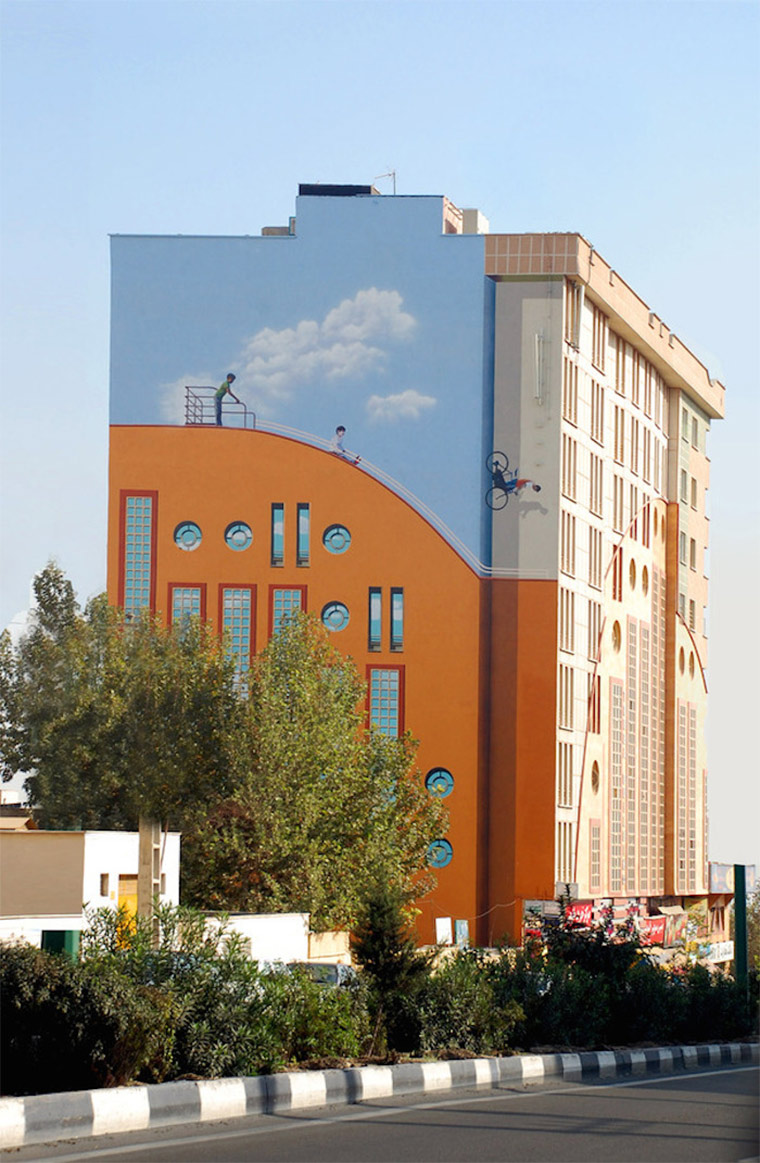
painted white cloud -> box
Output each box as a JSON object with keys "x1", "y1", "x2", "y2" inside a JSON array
[
  {"x1": 235, "y1": 288, "x2": 416, "y2": 410},
  {"x1": 366, "y1": 389, "x2": 437, "y2": 424},
  {"x1": 159, "y1": 288, "x2": 416, "y2": 422}
]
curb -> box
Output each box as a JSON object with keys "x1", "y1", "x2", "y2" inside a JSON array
[{"x1": 1, "y1": 1042, "x2": 757, "y2": 1150}]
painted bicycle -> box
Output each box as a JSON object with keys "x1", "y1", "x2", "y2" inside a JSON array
[{"x1": 485, "y1": 451, "x2": 542, "y2": 509}]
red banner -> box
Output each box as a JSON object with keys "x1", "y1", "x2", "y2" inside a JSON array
[
  {"x1": 565, "y1": 902, "x2": 593, "y2": 927},
  {"x1": 639, "y1": 916, "x2": 667, "y2": 945}
]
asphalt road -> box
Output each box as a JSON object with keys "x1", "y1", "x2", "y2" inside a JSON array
[{"x1": 8, "y1": 1066, "x2": 758, "y2": 1163}]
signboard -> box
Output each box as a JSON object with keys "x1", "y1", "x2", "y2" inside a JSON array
[
  {"x1": 639, "y1": 916, "x2": 667, "y2": 945},
  {"x1": 565, "y1": 902, "x2": 593, "y2": 927},
  {"x1": 707, "y1": 941, "x2": 734, "y2": 963}
]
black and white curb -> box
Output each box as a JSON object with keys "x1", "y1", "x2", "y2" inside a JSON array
[{"x1": 1, "y1": 1042, "x2": 757, "y2": 1150}]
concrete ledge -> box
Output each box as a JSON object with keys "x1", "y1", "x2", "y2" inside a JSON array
[{"x1": 1, "y1": 1042, "x2": 757, "y2": 1149}]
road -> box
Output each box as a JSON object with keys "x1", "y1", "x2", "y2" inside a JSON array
[{"x1": 7, "y1": 1066, "x2": 758, "y2": 1163}]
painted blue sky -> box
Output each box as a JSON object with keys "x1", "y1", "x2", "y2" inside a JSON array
[{"x1": 1, "y1": 0, "x2": 758, "y2": 866}]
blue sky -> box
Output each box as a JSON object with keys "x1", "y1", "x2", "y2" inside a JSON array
[{"x1": 1, "y1": 0, "x2": 758, "y2": 866}]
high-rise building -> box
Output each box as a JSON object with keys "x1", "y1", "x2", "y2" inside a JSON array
[{"x1": 107, "y1": 185, "x2": 724, "y2": 945}]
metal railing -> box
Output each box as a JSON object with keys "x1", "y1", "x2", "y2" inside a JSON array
[{"x1": 184, "y1": 386, "x2": 256, "y2": 430}]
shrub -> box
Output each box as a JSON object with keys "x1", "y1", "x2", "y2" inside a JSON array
[{"x1": 419, "y1": 950, "x2": 523, "y2": 1054}]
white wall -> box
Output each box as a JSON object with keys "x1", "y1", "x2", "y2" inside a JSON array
[
  {"x1": 206, "y1": 912, "x2": 310, "y2": 964},
  {"x1": 81, "y1": 830, "x2": 181, "y2": 910}
]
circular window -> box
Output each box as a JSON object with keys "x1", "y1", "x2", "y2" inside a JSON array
[
  {"x1": 323, "y1": 525, "x2": 352, "y2": 554},
  {"x1": 679, "y1": 647, "x2": 685, "y2": 674},
  {"x1": 427, "y1": 839, "x2": 453, "y2": 868},
  {"x1": 174, "y1": 521, "x2": 202, "y2": 551},
  {"x1": 612, "y1": 621, "x2": 621, "y2": 652},
  {"x1": 425, "y1": 768, "x2": 454, "y2": 798},
  {"x1": 689, "y1": 652, "x2": 695, "y2": 678},
  {"x1": 591, "y1": 761, "x2": 600, "y2": 794},
  {"x1": 321, "y1": 602, "x2": 349, "y2": 632},
  {"x1": 629, "y1": 559, "x2": 637, "y2": 590},
  {"x1": 224, "y1": 521, "x2": 252, "y2": 551},
  {"x1": 653, "y1": 509, "x2": 659, "y2": 537},
  {"x1": 642, "y1": 565, "x2": 649, "y2": 596}
]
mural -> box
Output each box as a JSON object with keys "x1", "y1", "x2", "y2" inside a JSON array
[{"x1": 110, "y1": 193, "x2": 490, "y2": 563}]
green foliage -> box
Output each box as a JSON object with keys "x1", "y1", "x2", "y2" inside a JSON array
[
  {"x1": 0, "y1": 563, "x2": 242, "y2": 831},
  {"x1": 419, "y1": 950, "x2": 524, "y2": 1054},
  {"x1": 0, "y1": 942, "x2": 168, "y2": 1095},
  {"x1": 182, "y1": 614, "x2": 446, "y2": 927},
  {"x1": 351, "y1": 882, "x2": 434, "y2": 1052}
]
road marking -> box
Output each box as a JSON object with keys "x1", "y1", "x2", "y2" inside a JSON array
[{"x1": 13, "y1": 1065, "x2": 758, "y2": 1163}]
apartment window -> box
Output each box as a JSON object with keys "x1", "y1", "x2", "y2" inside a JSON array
[
  {"x1": 557, "y1": 821, "x2": 574, "y2": 884},
  {"x1": 561, "y1": 434, "x2": 577, "y2": 500},
  {"x1": 271, "y1": 503, "x2": 284, "y2": 567},
  {"x1": 612, "y1": 546, "x2": 623, "y2": 602},
  {"x1": 591, "y1": 305, "x2": 608, "y2": 372},
  {"x1": 589, "y1": 452, "x2": 603, "y2": 517},
  {"x1": 589, "y1": 526, "x2": 603, "y2": 590},
  {"x1": 682, "y1": 407, "x2": 689, "y2": 440},
  {"x1": 629, "y1": 484, "x2": 639, "y2": 540},
  {"x1": 588, "y1": 599, "x2": 602, "y2": 661},
  {"x1": 690, "y1": 477, "x2": 698, "y2": 509},
  {"x1": 368, "y1": 587, "x2": 382, "y2": 651},
  {"x1": 644, "y1": 362, "x2": 653, "y2": 417},
  {"x1": 558, "y1": 741, "x2": 573, "y2": 807},
  {"x1": 630, "y1": 417, "x2": 639, "y2": 475},
  {"x1": 654, "y1": 442, "x2": 662, "y2": 495},
  {"x1": 390, "y1": 588, "x2": 404, "y2": 651},
  {"x1": 100, "y1": 874, "x2": 109, "y2": 897},
  {"x1": 590, "y1": 822, "x2": 601, "y2": 891},
  {"x1": 679, "y1": 532, "x2": 687, "y2": 565},
  {"x1": 613, "y1": 474, "x2": 625, "y2": 533},
  {"x1": 591, "y1": 379, "x2": 605, "y2": 445},
  {"x1": 559, "y1": 664, "x2": 574, "y2": 729},
  {"x1": 689, "y1": 538, "x2": 697, "y2": 570},
  {"x1": 296, "y1": 503, "x2": 310, "y2": 566},
  {"x1": 689, "y1": 600, "x2": 696, "y2": 631},
  {"x1": 678, "y1": 592, "x2": 686, "y2": 619},
  {"x1": 691, "y1": 416, "x2": 699, "y2": 449},
  {"x1": 614, "y1": 334, "x2": 626, "y2": 395},
  {"x1": 588, "y1": 673, "x2": 601, "y2": 734},
  {"x1": 560, "y1": 511, "x2": 576, "y2": 576},
  {"x1": 120, "y1": 491, "x2": 156, "y2": 617},
  {"x1": 270, "y1": 586, "x2": 305, "y2": 633},
  {"x1": 221, "y1": 586, "x2": 254, "y2": 683},
  {"x1": 613, "y1": 405, "x2": 625, "y2": 464},
  {"x1": 169, "y1": 584, "x2": 204, "y2": 625},
  {"x1": 642, "y1": 499, "x2": 651, "y2": 548},
  {"x1": 631, "y1": 351, "x2": 641, "y2": 408},
  {"x1": 680, "y1": 470, "x2": 688, "y2": 503},
  {"x1": 559, "y1": 587, "x2": 575, "y2": 653},
  {"x1": 562, "y1": 358, "x2": 578, "y2": 424},
  {"x1": 368, "y1": 666, "x2": 403, "y2": 737},
  {"x1": 564, "y1": 279, "x2": 582, "y2": 347},
  {"x1": 642, "y1": 428, "x2": 652, "y2": 483}
]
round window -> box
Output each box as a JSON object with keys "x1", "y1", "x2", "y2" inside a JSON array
[
  {"x1": 653, "y1": 509, "x2": 659, "y2": 537},
  {"x1": 323, "y1": 525, "x2": 352, "y2": 554},
  {"x1": 427, "y1": 839, "x2": 453, "y2": 868},
  {"x1": 642, "y1": 565, "x2": 649, "y2": 596},
  {"x1": 174, "y1": 521, "x2": 202, "y2": 551},
  {"x1": 612, "y1": 621, "x2": 621, "y2": 652},
  {"x1": 689, "y1": 652, "x2": 695, "y2": 678},
  {"x1": 629, "y1": 559, "x2": 637, "y2": 590},
  {"x1": 425, "y1": 768, "x2": 454, "y2": 798},
  {"x1": 591, "y1": 761, "x2": 600, "y2": 794},
  {"x1": 224, "y1": 521, "x2": 252, "y2": 551},
  {"x1": 321, "y1": 602, "x2": 350, "y2": 632},
  {"x1": 679, "y1": 647, "x2": 685, "y2": 674}
]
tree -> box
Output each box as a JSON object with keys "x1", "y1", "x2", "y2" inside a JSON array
[
  {"x1": 181, "y1": 613, "x2": 446, "y2": 927},
  {"x1": 0, "y1": 563, "x2": 243, "y2": 831}
]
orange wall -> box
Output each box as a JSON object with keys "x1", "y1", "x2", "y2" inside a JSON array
[
  {"x1": 485, "y1": 578, "x2": 558, "y2": 945},
  {"x1": 108, "y1": 425, "x2": 485, "y2": 943}
]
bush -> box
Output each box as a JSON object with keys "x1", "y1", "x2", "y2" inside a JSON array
[
  {"x1": 0, "y1": 943, "x2": 165, "y2": 1095},
  {"x1": 419, "y1": 950, "x2": 523, "y2": 1055}
]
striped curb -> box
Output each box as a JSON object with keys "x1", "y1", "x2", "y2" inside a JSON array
[{"x1": 1, "y1": 1042, "x2": 757, "y2": 1150}]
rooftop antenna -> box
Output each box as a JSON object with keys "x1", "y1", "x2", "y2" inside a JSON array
[{"x1": 373, "y1": 170, "x2": 397, "y2": 195}]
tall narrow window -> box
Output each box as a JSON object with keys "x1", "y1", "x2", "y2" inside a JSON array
[
  {"x1": 120, "y1": 492, "x2": 157, "y2": 617},
  {"x1": 591, "y1": 305, "x2": 607, "y2": 371},
  {"x1": 560, "y1": 511, "x2": 576, "y2": 576},
  {"x1": 589, "y1": 452, "x2": 603, "y2": 517},
  {"x1": 390, "y1": 588, "x2": 404, "y2": 651},
  {"x1": 559, "y1": 587, "x2": 575, "y2": 653},
  {"x1": 591, "y1": 380, "x2": 605, "y2": 445},
  {"x1": 559, "y1": 664, "x2": 574, "y2": 729},
  {"x1": 630, "y1": 417, "x2": 639, "y2": 475},
  {"x1": 169, "y1": 584, "x2": 204, "y2": 625},
  {"x1": 221, "y1": 586, "x2": 254, "y2": 683},
  {"x1": 562, "y1": 358, "x2": 578, "y2": 424},
  {"x1": 561, "y1": 434, "x2": 577, "y2": 501},
  {"x1": 642, "y1": 428, "x2": 652, "y2": 483},
  {"x1": 270, "y1": 586, "x2": 306, "y2": 633},
  {"x1": 614, "y1": 334, "x2": 626, "y2": 395},
  {"x1": 614, "y1": 406, "x2": 625, "y2": 464},
  {"x1": 557, "y1": 741, "x2": 574, "y2": 806},
  {"x1": 368, "y1": 588, "x2": 382, "y2": 651},
  {"x1": 564, "y1": 279, "x2": 582, "y2": 346},
  {"x1": 631, "y1": 352, "x2": 640, "y2": 408},
  {"x1": 589, "y1": 527, "x2": 602, "y2": 590},
  {"x1": 296, "y1": 503, "x2": 310, "y2": 566},
  {"x1": 588, "y1": 599, "x2": 602, "y2": 661},
  {"x1": 271, "y1": 503, "x2": 284, "y2": 567},
  {"x1": 590, "y1": 822, "x2": 601, "y2": 891},
  {"x1": 368, "y1": 667, "x2": 403, "y2": 736}
]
